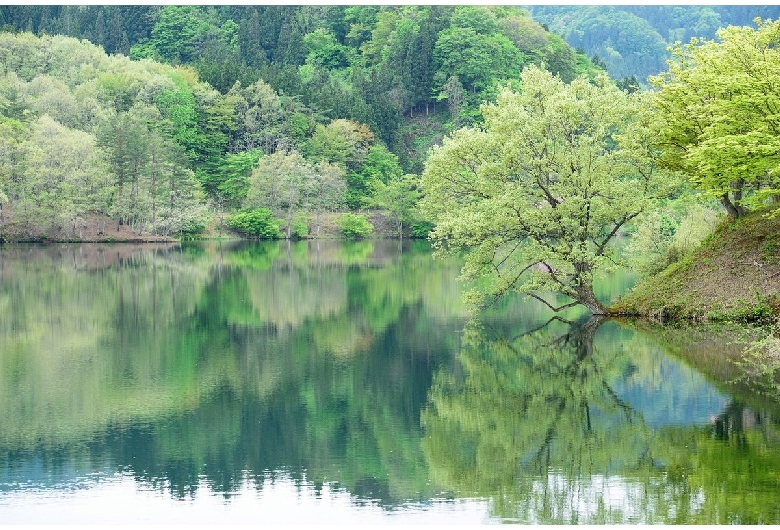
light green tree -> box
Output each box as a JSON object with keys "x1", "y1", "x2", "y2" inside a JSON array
[
  {"x1": 0, "y1": 188, "x2": 7, "y2": 226},
  {"x1": 309, "y1": 160, "x2": 346, "y2": 236},
  {"x1": 20, "y1": 115, "x2": 108, "y2": 237},
  {"x1": 228, "y1": 79, "x2": 291, "y2": 154},
  {"x1": 650, "y1": 18, "x2": 780, "y2": 218},
  {"x1": 0, "y1": 116, "x2": 27, "y2": 226},
  {"x1": 420, "y1": 66, "x2": 676, "y2": 315},
  {"x1": 367, "y1": 173, "x2": 420, "y2": 239},
  {"x1": 244, "y1": 149, "x2": 315, "y2": 239}
]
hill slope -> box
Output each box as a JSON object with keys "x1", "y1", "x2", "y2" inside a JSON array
[
  {"x1": 613, "y1": 209, "x2": 780, "y2": 322},
  {"x1": 528, "y1": 5, "x2": 780, "y2": 82}
]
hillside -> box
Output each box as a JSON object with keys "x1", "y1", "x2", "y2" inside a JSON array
[
  {"x1": 0, "y1": 6, "x2": 603, "y2": 173},
  {"x1": 613, "y1": 209, "x2": 780, "y2": 323},
  {"x1": 528, "y1": 5, "x2": 780, "y2": 82},
  {"x1": 0, "y1": 7, "x2": 605, "y2": 242}
]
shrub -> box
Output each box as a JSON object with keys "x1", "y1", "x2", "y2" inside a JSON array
[
  {"x1": 227, "y1": 208, "x2": 282, "y2": 238},
  {"x1": 290, "y1": 215, "x2": 309, "y2": 239},
  {"x1": 410, "y1": 220, "x2": 435, "y2": 239},
  {"x1": 337, "y1": 213, "x2": 373, "y2": 239}
]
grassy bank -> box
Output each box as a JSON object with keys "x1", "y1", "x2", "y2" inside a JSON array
[{"x1": 612, "y1": 208, "x2": 780, "y2": 324}]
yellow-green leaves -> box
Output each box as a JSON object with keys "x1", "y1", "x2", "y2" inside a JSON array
[
  {"x1": 651, "y1": 18, "x2": 780, "y2": 217},
  {"x1": 421, "y1": 66, "x2": 673, "y2": 314}
]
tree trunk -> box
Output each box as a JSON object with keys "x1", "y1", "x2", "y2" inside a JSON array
[
  {"x1": 720, "y1": 193, "x2": 746, "y2": 219},
  {"x1": 573, "y1": 282, "x2": 608, "y2": 315}
]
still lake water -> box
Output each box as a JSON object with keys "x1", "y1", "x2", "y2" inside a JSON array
[{"x1": 1, "y1": 240, "x2": 779, "y2": 524}]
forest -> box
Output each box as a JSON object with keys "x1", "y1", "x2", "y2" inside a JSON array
[
  {"x1": 0, "y1": 5, "x2": 603, "y2": 241},
  {"x1": 2, "y1": 9, "x2": 780, "y2": 515},
  {"x1": 1, "y1": 5, "x2": 779, "y2": 301},
  {"x1": 529, "y1": 5, "x2": 780, "y2": 81}
]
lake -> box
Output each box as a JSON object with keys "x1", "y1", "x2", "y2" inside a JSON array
[{"x1": 1, "y1": 240, "x2": 779, "y2": 524}]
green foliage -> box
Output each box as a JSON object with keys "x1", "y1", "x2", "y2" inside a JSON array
[
  {"x1": 529, "y1": 6, "x2": 672, "y2": 81},
  {"x1": 627, "y1": 200, "x2": 721, "y2": 275},
  {"x1": 734, "y1": 323, "x2": 780, "y2": 395},
  {"x1": 337, "y1": 212, "x2": 373, "y2": 239},
  {"x1": 360, "y1": 143, "x2": 402, "y2": 185},
  {"x1": 304, "y1": 28, "x2": 350, "y2": 69},
  {"x1": 290, "y1": 214, "x2": 309, "y2": 239},
  {"x1": 227, "y1": 207, "x2": 281, "y2": 238},
  {"x1": 709, "y1": 293, "x2": 779, "y2": 324},
  {"x1": 543, "y1": 33, "x2": 577, "y2": 82},
  {"x1": 530, "y1": 6, "x2": 780, "y2": 82},
  {"x1": 421, "y1": 65, "x2": 678, "y2": 314},
  {"x1": 148, "y1": 6, "x2": 209, "y2": 64},
  {"x1": 0, "y1": 8, "x2": 626, "y2": 242},
  {"x1": 243, "y1": 149, "x2": 315, "y2": 238},
  {"x1": 214, "y1": 149, "x2": 262, "y2": 209},
  {"x1": 155, "y1": 74, "x2": 200, "y2": 155},
  {"x1": 366, "y1": 173, "x2": 421, "y2": 238},
  {"x1": 410, "y1": 220, "x2": 434, "y2": 239},
  {"x1": 650, "y1": 19, "x2": 780, "y2": 218},
  {"x1": 433, "y1": 17, "x2": 523, "y2": 122},
  {"x1": 348, "y1": 143, "x2": 402, "y2": 210}
]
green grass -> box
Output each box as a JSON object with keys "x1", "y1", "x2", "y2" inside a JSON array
[{"x1": 611, "y1": 207, "x2": 780, "y2": 323}]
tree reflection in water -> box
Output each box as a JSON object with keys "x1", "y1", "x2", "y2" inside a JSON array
[
  {"x1": 2, "y1": 243, "x2": 780, "y2": 523},
  {"x1": 421, "y1": 316, "x2": 780, "y2": 524}
]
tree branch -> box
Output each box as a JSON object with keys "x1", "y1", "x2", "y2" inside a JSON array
[{"x1": 527, "y1": 292, "x2": 580, "y2": 313}]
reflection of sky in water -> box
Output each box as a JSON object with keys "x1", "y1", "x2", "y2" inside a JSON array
[
  {"x1": 0, "y1": 455, "x2": 117, "y2": 494},
  {"x1": 608, "y1": 343, "x2": 730, "y2": 429},
  {"x1": 516, "y1": 473, "x2": 705, "y2": 524},
  {"x1": 0, "y1": 473, "x2": 493, "y2": 525},
  {"x1": 0, "y1": 471, "x2": 708, "y2": 524}
]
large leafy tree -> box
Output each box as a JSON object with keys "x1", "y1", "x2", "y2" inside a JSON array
[
  {"x1": 650, "y1": 18, "x2": 780, "y2": 218},
  {"x1": 420, "y1": 66, "x2": 676, "y2": 315}
]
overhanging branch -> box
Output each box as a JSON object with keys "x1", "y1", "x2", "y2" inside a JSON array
[{"x1": 528, "y1": 292, "x2": 580, "y2": 313}]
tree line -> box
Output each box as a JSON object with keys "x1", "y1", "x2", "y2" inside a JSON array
[
  {"x1": 2, "y1": 9, "x2": 779, "y2": 315},
  {"x1": 0, "y1": 6, "x2": 602, "y2": 241},
  {"x1": 0, "y1": 6, "x2": 602, "y2": 170}
]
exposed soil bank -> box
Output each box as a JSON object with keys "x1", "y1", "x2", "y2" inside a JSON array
[
  {"x1": 0, "y1": 210, "x2": 406, "y2": 243},
  {"x1": 612, "y1": 208, "x2": 780, "y2": 324}
]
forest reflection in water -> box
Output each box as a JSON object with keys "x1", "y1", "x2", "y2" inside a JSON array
[{"x1": 0, "y1": 240, "x2": 779, "y2": 524}]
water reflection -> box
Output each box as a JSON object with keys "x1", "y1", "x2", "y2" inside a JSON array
[
  {"x1": 422, "y1": 316, "x2": 780, "y2": 523},
  {"x1": 1, "y1": 240, "x2": 464, "y2": 509},
  {"x1": 1, "y1": 241, "x2": 779, "y2": 523}
]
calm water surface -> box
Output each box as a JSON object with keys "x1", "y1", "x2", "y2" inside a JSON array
[{"x1": 1, "y1": 240, "x2": 779, "y2": 524}]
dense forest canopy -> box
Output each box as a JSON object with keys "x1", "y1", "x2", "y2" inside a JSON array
[
  {"x1": 0, "y1": 6, "x2": 602, "y2": 164},
  {"x1": 0, "y1": 5, "x2": 602, "y2": 241},
  {"x1": 528, "y1": 5, "x2": 780, "y2": 82}
]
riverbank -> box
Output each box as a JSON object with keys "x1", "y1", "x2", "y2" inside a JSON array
[
  {"x1": 0, "y1": 210, "x2": 406, "y2": 243},
  {"x1": 612, "y1": 208, "x2": 780, "y2": 324}
]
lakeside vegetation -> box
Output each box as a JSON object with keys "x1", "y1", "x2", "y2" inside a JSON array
[
  {"x1": 0, "y1": 6, "x2": 603, "y2": 243},
  {"x1": 0, "y1": 6, "x2": 779, "y2": 332},
  {"x1": 2, "y1": 8, "x2": 780, "y2": 514}
]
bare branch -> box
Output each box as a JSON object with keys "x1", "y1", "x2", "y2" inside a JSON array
[{"x1": 527, "y1": 292, "x2": 580, "y2": 313}]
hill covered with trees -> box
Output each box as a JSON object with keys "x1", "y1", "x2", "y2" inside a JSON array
[
  {"x1": 0, "y1": 6, "x2": 604, "y2": 241},
  {"x1": 528, "y1": 6, "x2": 780, "y2": 82}
]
